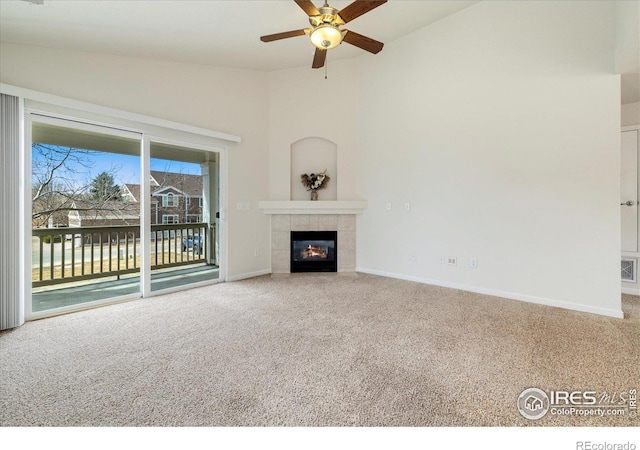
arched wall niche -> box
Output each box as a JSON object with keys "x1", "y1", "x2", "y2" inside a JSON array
[{"x1": 290, "y1": 137, "x2": 337, "y2": 201}]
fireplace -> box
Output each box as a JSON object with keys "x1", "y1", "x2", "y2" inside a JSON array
[{"x1": 290, "y1": 231, "x2": 337, "y2": 273}]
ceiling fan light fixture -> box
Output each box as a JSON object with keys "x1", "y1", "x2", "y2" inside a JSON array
[
  {"x1": 260, "y1": 0, "x2": 387, "y2": 69},
  {"x1": 310, "y1": 24, "x2": 342, "y2": 50}
]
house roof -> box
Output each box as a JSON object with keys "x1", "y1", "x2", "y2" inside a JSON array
[
  {"x1": 123, "y1": 171, "x2": 202, "y2": 203},
  {"x1": 150, "y1": 171, "x2": 203, "y2": 197},
  {"x1": 123, "y1": 183, "x2": 140, "y2": 202},
  {"x1": 70, "y1": 200, "x2": 140, "y2": 222}
]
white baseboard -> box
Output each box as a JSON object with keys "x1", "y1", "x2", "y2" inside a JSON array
[
  {"x1": 356, "y1": 267, "x2": 624, "y2": 319},
  {"x1": 226, "y1": 269, "x2": 271, "y2": 282}
]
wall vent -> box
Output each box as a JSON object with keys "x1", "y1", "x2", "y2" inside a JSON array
[{"x1": 621, "y1": 259, "x2": 636, "y2": 282}]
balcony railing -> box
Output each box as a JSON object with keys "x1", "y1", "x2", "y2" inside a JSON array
[{"x1": 32, "y1": 223, "x2": 216, "y2": 288}]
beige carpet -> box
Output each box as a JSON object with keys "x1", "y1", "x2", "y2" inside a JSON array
[{"x1": 1, "y1": 273, "x2": 638, "y2": 426}]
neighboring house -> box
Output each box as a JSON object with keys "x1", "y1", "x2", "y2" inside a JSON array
[
  {"x1": 32, "y1": 196, "x2": 73, "y2": 229},
  {"x1": 59, "y1": 171, "x2": 201, "y2": 229},
  {"x1": 121, "y1": 183, "x2": 141, "y2": 204},
  {"x1": 68, "y1": 199, "x2": 140, "y2": 228},
  {"x1": 122, "y1": 171, "x2": 203, "y2": 225},
  {"x1": 66, "y1": 199, "x2": 140, "y2": 245}
]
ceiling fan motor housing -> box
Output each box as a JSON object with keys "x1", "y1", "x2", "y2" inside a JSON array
[
  {"x1": 309, "y1": 4, "x2": 344, "y2": 49},
  {"x1": 309, "y1": 5, "x2": 343, "y2": 27}
]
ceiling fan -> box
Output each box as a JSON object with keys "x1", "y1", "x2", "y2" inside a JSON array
[{"x1": 260, "y1": 0, "x2": 387, "y2": 69}]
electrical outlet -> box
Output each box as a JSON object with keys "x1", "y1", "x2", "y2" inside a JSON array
[
  {"x1": 470, "y1": 257, "x2": 478, "y2": 268},
  {"x1": 254, "y1": 249, "x2": 260, "y2": 257},
  {"x1": 386, "y1": 202, "x2": 392, "y2": 211},
  {"x1": 410, "y1": 255, "x2": 417, "y2": 262},
  {"x1": 447, "y1": 257, "x2": 457, "y2": 266},
  {"x1": 404, "y1": 202, "x2": 411, "y2": 211}
]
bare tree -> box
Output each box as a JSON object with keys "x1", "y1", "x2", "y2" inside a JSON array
[
  {"x1": 32, "y1": 144, "x2": 98, "y2": 227},
  {"x1": 31, "y1": 144, "x2": 129, "y2": 228}
]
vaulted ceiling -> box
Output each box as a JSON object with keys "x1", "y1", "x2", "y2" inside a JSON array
[
  {"x1": 1, "y1": 0, "x2": 638, "y2": 103},
  {"x1": 0, "y1": 0, "x2": 477, "y2": 70}
]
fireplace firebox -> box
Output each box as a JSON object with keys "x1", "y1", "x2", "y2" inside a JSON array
[{"x1": 290, "y1": 231, "x2": 337, "y2": 273}]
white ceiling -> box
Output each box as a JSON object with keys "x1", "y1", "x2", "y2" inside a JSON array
[
  {"x1": 0, "y1": 0, "x2": 477, "y2": 71},
  {"x1": 0, "y1": 0, "x2": 638, "y2": 103}
]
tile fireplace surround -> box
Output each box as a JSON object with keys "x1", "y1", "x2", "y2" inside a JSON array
[{"x1": 258, "y1": 201, "x2": 367, "y2": 274}]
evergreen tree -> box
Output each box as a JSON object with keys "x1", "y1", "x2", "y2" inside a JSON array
[{"x1": 90, "y1": 172, "x2": 121, "y2": 202}]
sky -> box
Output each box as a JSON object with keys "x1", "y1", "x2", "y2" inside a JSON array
[{"x1": 32, "y1": 145, "x2": 201, "y2": 190}]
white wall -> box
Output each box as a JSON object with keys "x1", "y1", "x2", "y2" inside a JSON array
[
  {"x1": 0, "y1": 43, "x2": 271, "y2": 279},
  {"x1": 290, "y1": 138, "x2": 338, "y2": 201},
  {"x1": 268, "y1": 60, "x2": 360, "y2": 200},
  {"x1": 355, "y1": 1, "x2": 622, "y2": 316},
  {"x1": 623, "y1": 102, "x2": 640, "y2": 126}
]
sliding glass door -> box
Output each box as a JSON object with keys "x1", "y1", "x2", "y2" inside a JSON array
[
  {"x1": 28, "y1": 115, "x2": 222, "y2": 317},
  {"x1": 30, "y1": 116, "x2": 142, "y2": 314},
  {"x1": 148, "y1": 141, "x2": 220, "y2": 292}
]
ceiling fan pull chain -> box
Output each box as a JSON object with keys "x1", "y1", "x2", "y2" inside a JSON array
[{"x1": 325, "y1": 58, "x2": 328, "y2": 80}]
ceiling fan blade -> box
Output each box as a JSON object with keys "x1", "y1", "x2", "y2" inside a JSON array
[
  {"x1": 295, "y1": 0, "x2": 321, "y2": 17},
  {"x1": 338, "y1": 0, "x2": 387, "y2": 24},
  {"x1": 342, "y1": 30, "x2": 384, "y2": 54},
  {"x1": 260, "y1": 29, "x2": 307, "y2": 42},
  {"x1": 312, "y1": 48, "x2": 327, "y2": 69}
]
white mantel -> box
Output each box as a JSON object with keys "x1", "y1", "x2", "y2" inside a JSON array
[{"x1": 258, "y1": 200, "x2": 367, "y2": 215}]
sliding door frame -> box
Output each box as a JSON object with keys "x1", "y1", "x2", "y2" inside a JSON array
[
  {"x1": 144, "y1": 134, "x2": 228, "y2": 297},
  {"x1": 25, "y1": 112, "x2": 144, "y2": 319},
  {"x1": 3, "y1": 83, "x2": 238, "y2": 321}
]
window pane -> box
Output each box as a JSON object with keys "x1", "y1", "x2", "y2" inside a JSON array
[
  {"x1": 149, "y1": 146, "x2": 219, "y2": 292},
  {"x1": 31, "y1": 120, "x2": 141, "y2": 314}
]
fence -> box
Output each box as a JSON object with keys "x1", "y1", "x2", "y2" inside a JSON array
[{"x1": 32, "y1": 223, "x2": 216, "y2": 288}]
